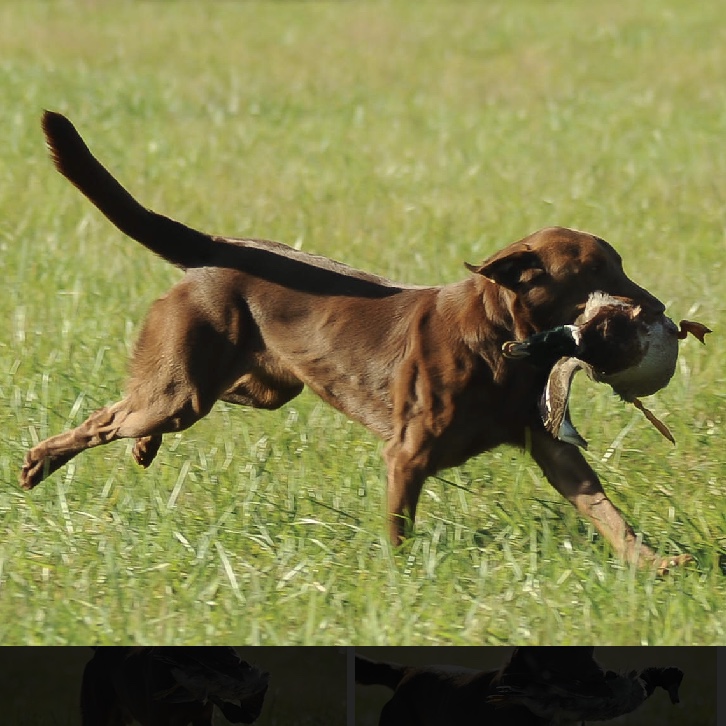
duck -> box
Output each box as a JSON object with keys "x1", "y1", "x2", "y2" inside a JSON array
[
  {"x1": 502, "y1": 292, "x2": 711, "y2": 448},
  {"x1": 489, "y1": 658, "x2": 683, "y2": 725},
  {"x1": 151, "y1": 647, "x2": 270, "y2": 723}
]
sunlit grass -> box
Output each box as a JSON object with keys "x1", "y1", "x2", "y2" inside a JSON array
[{"x1": 1, "y1": 1, "x2": 724, "y2": 645}]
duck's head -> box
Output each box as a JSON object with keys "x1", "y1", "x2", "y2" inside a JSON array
[{"x1": 640, "y1": 666, "x2": 683, "y2": 704}]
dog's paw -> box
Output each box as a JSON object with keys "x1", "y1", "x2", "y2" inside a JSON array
[
  {"x1": 656, "y1": 553, "x2": 694, "y2": 576},
  {"x1": 132, "y1": 435, "x2": 162, "y2": 468},
  {"x1": 19, "y1": 449, "x2": 46, "y2": 490}
]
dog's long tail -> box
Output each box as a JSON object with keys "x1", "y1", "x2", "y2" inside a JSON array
[
  {"x1": 41, "y1": 111, "x2": 217, "y2": 270},
  {"x1": 355, "y1": 655, "x2": 407, "y2": 690}
]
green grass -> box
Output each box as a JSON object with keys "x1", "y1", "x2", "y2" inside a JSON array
[{"x1": 1, "y1": 1, "x2": 725, "y2": 645}]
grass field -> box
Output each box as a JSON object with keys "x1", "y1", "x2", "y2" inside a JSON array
[{"x1": 1, "y1": 1, "x2": 725, "y2": 646}]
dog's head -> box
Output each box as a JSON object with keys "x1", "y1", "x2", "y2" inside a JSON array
[{"x1": 467, "y1": 227, "x2": 664, "y2": 331}]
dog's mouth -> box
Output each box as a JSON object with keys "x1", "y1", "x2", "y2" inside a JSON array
[{"x1": 574, "y1": 292, "x2": 665, "y2": 320}]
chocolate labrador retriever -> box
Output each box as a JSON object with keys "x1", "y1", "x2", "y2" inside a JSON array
[{"x1": 22, "y1": 111, "x2": 688, "y2": 571}]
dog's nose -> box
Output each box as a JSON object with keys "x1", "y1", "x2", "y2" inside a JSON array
[
  {"x1": 605, "y1": 292, "x2": 665, "y2": 315},
  {"x1": 637, "y1": 284, "x2": 666, "y2": 314}
]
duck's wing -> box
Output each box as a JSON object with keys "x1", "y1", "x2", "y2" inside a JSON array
[
  {"x1": 540, "y1": 357, "x2": 593, "y2": 449},
  {"x1": 152, "y1": 647, "x2": 269, "y2": 705}
]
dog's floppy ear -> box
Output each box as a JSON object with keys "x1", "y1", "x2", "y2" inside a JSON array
[{"x1": 465, "y1": 248, "x2": 545, "y2": 290}]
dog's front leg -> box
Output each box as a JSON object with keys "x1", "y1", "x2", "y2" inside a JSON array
[
  {"x1": 384, "y1": 441, "x2": 430, "y2": 546},
  {"x1": 385, "y1": 344, "x2": 444, "y2": 546},
  {"x1": 529, "y1": 429, "x2": 692, "y2": 572}
]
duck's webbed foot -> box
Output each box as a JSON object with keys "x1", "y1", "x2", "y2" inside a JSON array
[
  {"x1": 677, "y1": 320, "x2": 711, "y2": 343},
  {"x1": 631, "y1": 398, "x2": 675, "y2": 445}
]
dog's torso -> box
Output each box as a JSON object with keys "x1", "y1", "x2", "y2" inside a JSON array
[{"x1": 160, "y1": 242, "x2": 545, "y2": 462}]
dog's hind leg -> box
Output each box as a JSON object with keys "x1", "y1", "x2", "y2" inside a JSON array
[
  {"x1": 20, "y1": 276, "x2": 253, "y2": 490},
  {"x1": 132, "y1": 434, "x2": 163, "y2": 468},
  {"x1": 20, "y1": 390, "x2": 213, "y2": 490},
  {"x1": 20, "y1": 396, "x2": 206, "y2": 489}
]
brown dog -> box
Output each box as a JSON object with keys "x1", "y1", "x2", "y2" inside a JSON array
[{"x1": 22, "y1": 111, "x2": 689, "y2": 571}]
